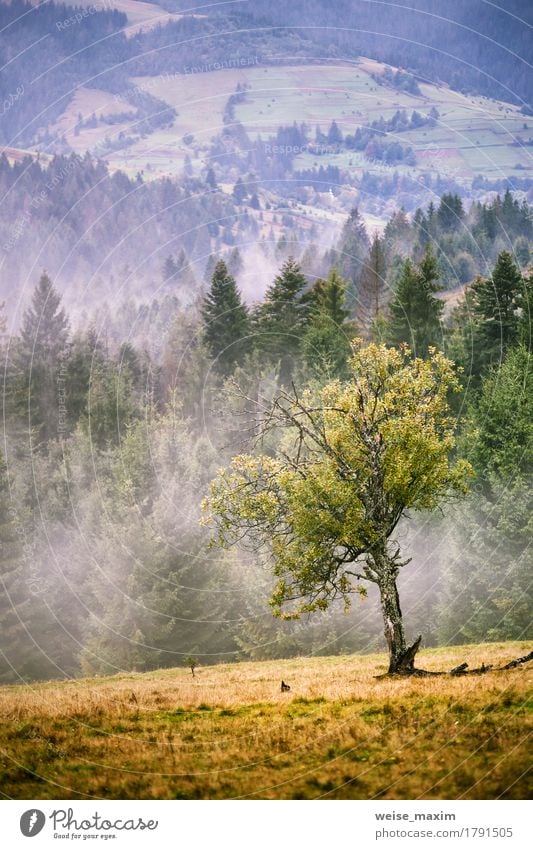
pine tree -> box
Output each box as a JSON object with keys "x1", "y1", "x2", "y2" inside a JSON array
[
  {"x1": 163, "y1": 255, "x2": 178, "y2": 284},
  {"x1": 15, "y1": 273, "x2": 69, "y2": 447},
  {"x1": 301, "y1": 269, "x2": 352, "y2": 379},
  {"x1": 327, "y1": 120, "x2": 343, "y2": 146},
  {"x1": 437, "y1": 193, "x2": 464, "y2": 231},
  {"x1": 464, "y1": 344, "x2": 532, "y2": 486},
  {"x1": 307, "y1": 268, "x2": 350, "y2": 325},
  {"x1": 440, "y1": 346, "x2": 533, "y2": 644},
  {"x1": 254, "y1": 257, "x2": 309, "y2": 383},
  {"x1": 518, "y1": 270, "x2": 532, "y2": 352},
  {"x1": 205, "y1": 167, "x2": 218, "y2": 190},
  {"x1": 336, "y1": 207, "x2": 369, "y2": 293},
  {"x1": 471, "y1": 250, "x2": 522, "y2": 373},
  {"x1": 359, "y1": 233, "x2": 387, "y2": 330},
  {"x1": 65, "y1": 328, "x2": 101, "y2": 428},
  {"x1": 232, "y1": 178, "x2": 247, "y2": 203},
  {"x1": 386, "y1": 246, "x2": 444, "y2": 355},
  {"x1": 201, "y1": 260, "x2": 249, "y2": 376}
]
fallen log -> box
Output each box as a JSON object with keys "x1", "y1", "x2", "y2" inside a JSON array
[
  {"x1": 501, "y1": 650, "x2": 533, "y2": 670},
  {"x1": 377, "y1": 648, "x2": 532, "y2": 678}
]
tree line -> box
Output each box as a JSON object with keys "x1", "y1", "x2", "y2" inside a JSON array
[{"x1": 0, "y1": 202, "x2": 531, "y2": 681}]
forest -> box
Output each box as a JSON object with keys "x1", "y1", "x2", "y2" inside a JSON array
[
  {"x1": 0, "y1": 192, "x2": 531, "y2": 682},
  {"x1": 1, "y1": 146, "x2": 531, "y2": 305}
]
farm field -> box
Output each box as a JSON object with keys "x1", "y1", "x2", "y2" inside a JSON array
[
  {"x1": 0, "y1": 642, "x2": 531, "y2": 800},
  {"x1": 57, "y1": 60, "x2": 533, "y2": 189}
]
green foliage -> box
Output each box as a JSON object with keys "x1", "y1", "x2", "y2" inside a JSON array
[
  {"x1": 301, "y1": 269, "x2": 353, "y2": 379},
  {"x1": 201, "y1": 260, "x2": 249, "y2": 377},
  {"x1": 386, "y1": 247, "x2": 444, "y2": 355},
  {"x1": 254, "y1": 257, "x2": 310, "y2": 382},
  {"x1": 13, "y1": 273, "x2": 69, "y2": 447},
  {"x1": 440, "y1": 345, "x2": 532, "y2": 644},
  {"x1": 204, "y1": 343, "x2": 471, "y2": 621},
  {"x1": 359, "y1": 234, "x2": 388, "y2": 328},
  {"x1": 437, "y1": 193, "x2": 464, "y2": 231},
  {"x1": 464, "y1": 345, "x2": 532, "y2": 484},
  {"x1": 336, "y1": 208, "x2": 369, "y2": 291},
  {"x1": 470, "y1": 251, "x2": 523, "y2": 374}
]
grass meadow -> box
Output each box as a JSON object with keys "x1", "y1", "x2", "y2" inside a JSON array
[
  {"x1": 48, "y1": 60, "x2": 532, "y2": 184},
  {"x1": 0, "y1": 642, "x2": 531, "y2": 800}
]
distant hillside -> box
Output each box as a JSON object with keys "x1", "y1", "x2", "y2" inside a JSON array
[
  {"x1": 1, "y1": 0, "x2": 531, "y2": 152},
  {"x1": 220, "y1": 0, "x2": 533, "y2": 108}
]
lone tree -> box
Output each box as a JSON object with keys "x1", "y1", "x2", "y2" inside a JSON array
[{"x1": 203, "y1": 342, "x2": 472, "y2": 674}]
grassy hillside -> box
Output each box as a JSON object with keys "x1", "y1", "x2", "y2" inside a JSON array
[
  {"x1": 1, "y1": 642, "x2": 531, "y2": 800},
  {"x1": 54, "y1": 60, "x2": 532, "y2": 185}
]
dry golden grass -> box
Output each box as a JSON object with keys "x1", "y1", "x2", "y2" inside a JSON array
[{"x1": 0, "y1": 642, "x2": 531, "y2": 800}]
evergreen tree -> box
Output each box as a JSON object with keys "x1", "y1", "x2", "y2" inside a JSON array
[
  {"x1": 65, "y1": 327, "x2": 102, "y2": 429},
  {"x1": 336, "y1": 208, "x2": 369, "y2": 292},
  {"x1": 440, "y1": 346, "x2": 532, "y2": 644},
  {"x1": 359, "y1": 233, "x2": 387, "y2": 330},
  {"x1": 163, "y1": 255, "x2": 178, "y2": 284},
  {"x1": 254, "y1": 257, "x2": 309, "y2": 383},
  {"x1": 15, "y1": 273, "x2": 69, "y2": 447},
  {"x1": 232, "y1": 178, "x2": 247, "y2": 203},
  {"x1": 464, "y1": 344, "x2": 532, "y2": 486},
  {"x1": 80, "y1": 411, "x2": 240, "y2": 674},
  {"x1": 205, "y1": 167, "x2": 218, "y2": 190},
  {"x1": 81, "y1": 347, "x2": 140, "y2": 449},
  {"x1": 327, "y1": 120, "x2": 343, "y2": 146},
  {"x1": 437, "y1": 193, "x2": 464, "y2": 231},
  {"x1": 518, "y1": 270, "x2": 532, "y2": 352},
  {"x1": 0, "y1": 453, "x2": 25, "y2": 681},
  {"x1": 471, "y1": 251, "x2": 522, "y2": 373},
  {"x1": 201, "y1": 260, "x2": 249, "y2": 377},
  {"x1": 301, "y1": 269, "x2": 352, "y2": 379},
  {"x1": 386, "y1": 246, "x2": 444, "y2": 355}
]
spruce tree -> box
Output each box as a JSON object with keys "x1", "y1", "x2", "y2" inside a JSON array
[
  {"x1": 336, "y1": 207, "x2": 369, "y2": 290},
  {"x1": 302, "y1": 269, "x2": 352, "y2": 379},
  {"x1": 436, "y1": 193, "x2": 464, "y2": 231},
  {"x1": 386, "y1": 246, "x2": 444, "y2": 355},
  {"x1": 254, "y1": 257, "x2": 309, "y2": 383},
  {"x1": 15, "y1": 273, "x2": 69, "y2": 446},
  {"x1": 163, "y1": 255, "x2": 177, "y2": 284},
  {"x1": 307, "y1": 268, "x2": 350, "y2": 325},
  {"x1": 440, "y1": 345, "x2": 533, "y2": 644},
  {"x1": 201, "y1": 260, "x2": 249, "y2": 377},
  {"x1": 471, "y1": 250, "x2": 522, "y2": 373},
  {"x1": 359, "y1": 233, "x2": 387, "y2": 330}
]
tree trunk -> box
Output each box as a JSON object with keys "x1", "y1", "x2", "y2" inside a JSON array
[{"x1": 378, "y1": 572, "x2": 408, "y2": 673}]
